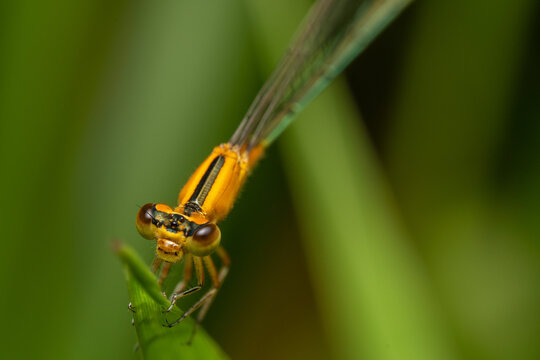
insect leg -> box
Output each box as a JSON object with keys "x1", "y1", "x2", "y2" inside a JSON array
[
  {"x1": 158, "y1": 262, "x2": 171, "y2": 286},
  {"x1": 164, "y1": 255, "x2": 204, "y2": 313},
  {"x1": 189, "y1": 247, "x2": 231, "y2": 343},
  {"x1": 165, "y1": 246, "x2": 230, "y2": 339},
  {"x1": 171, "y1": 253, "x2": 194, "y2": 295},
  {"x1": 151, "y1": 257, "x2": 162, "y2": 273}
]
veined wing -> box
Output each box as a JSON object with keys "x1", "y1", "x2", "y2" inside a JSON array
[{"x1": 229, "y1": 0, "x2": 411, "y2": 150}]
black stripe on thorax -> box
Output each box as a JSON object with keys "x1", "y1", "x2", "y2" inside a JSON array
[{"x1": 184, "y1": 155, "x2": 225, "y2": 214}]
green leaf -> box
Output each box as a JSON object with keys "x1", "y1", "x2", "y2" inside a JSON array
[{"x1": 115, "y1": 243, "x2": 229, "y2": 360}]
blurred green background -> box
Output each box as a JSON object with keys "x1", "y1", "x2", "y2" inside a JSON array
[{"x1": 1, "y1": 0, "x2": 539, "y2": 359}]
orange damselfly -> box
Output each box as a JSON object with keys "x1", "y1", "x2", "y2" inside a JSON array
[{"x1": 135, "y1": 0, "x2": 411, "y2": 336}]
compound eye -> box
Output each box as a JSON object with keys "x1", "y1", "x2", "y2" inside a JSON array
[
  {"x1": 189, "y1": 223, "x2": 221, "y2": 256},
  {"x1": 136, "y1": 203, "x2": 155, "y2": 239}
]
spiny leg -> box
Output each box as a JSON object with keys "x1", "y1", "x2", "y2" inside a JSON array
[
  {"x1": 189, "y1": 248, "x2": 229, "y2": 340},
  {"x1": 168, "y1": 246, "x2": 230, "y2": 343},
  {"x1": 164, "y1": 255, "x2": 204, "y2": 313},
  {"x1": 171, "y1": 253, "x2": 194, "y2": 295},
  {"x1": 158, "y1": 261, "x2": 171, "y2": 286},
  {"x1": 184, "y1": 256, "x2": 221, "y2": 343},
  {"x1": 216, "y1": 246, "x2": 230, "y2": 283},
  {"x1": 166, "y1": 287, "x2": 217, "y2": 328},
  {"x1": 204, "y1": 255, "x2": 220, "y2": 288},
  {"x1": 151, "y1": 257, "x2": 163, "y2": 274},
  {"x1": 128, "y1": 302, "x2": 136, "y2": 326}
]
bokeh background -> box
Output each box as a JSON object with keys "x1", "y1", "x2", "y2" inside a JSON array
[{"x1": 1, "y1": 0, "x2": 539, "y2": 359}]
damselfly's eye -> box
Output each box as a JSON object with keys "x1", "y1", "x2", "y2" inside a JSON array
[
  {"x1": 136, "y1": 203, "x2": 155, "y2": 239},
  {"x1": 188, "y1": 223, "x2": 221, "y2": 256},
  {"x1": 193, "y1": 224, "x2": 219, "y2": 244}
]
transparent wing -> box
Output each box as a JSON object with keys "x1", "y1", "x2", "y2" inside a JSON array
[{"x1": 230, "y1": 0, "x2": 411, "y2": 150}]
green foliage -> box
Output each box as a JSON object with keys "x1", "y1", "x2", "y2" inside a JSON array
[{"x1": 115, "y1": 243, "x2": 228, "y2": 360}]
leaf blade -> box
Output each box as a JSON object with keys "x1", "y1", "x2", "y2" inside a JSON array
[{"x1": 115, "y1": 243, "x2": 229, "y2": 360}]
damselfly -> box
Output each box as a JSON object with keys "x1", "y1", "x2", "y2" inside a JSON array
[{"x1": 135, "y1": 0, "x2": 411, "y2": 336}]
